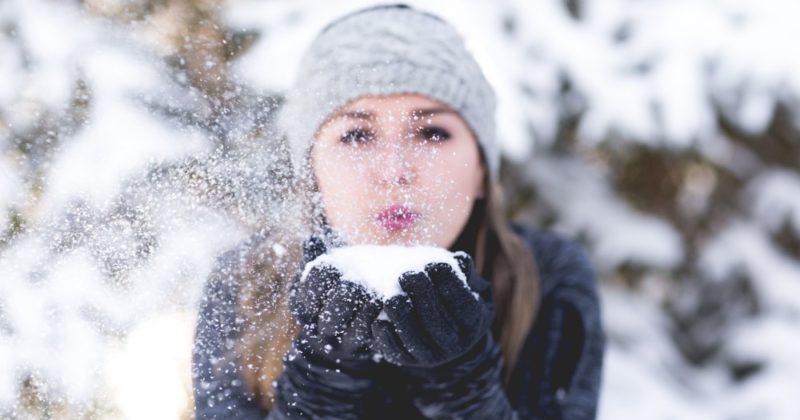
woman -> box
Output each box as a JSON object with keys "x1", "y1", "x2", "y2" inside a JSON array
[{"x1": 193, "y1": 4, "x2": 604, "y2": 419}]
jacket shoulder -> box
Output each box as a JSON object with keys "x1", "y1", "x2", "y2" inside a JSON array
[
  {"x1": 192, "y1": 232, "x2": 281, "y2": 418},
  {"x1": 193, "y1": 230, "x2": 289, "y2": 365},
  {"x1": 201, "y1": 231, "x2": 288, "y2": 300}
]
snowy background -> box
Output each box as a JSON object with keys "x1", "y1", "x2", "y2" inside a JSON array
[{"x1": 1, "y1": 0, "x2": 800, "y2": 418}]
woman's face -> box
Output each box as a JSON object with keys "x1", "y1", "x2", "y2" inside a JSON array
[{"x1": 312, "y1": 94, "x2": 485, "y2": 248}]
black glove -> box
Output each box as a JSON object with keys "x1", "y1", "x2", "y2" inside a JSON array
[
  {"x1": 372, "y1": 253, "x2": 516, "y2": 419},
  {"x1": 290, "y1": 265, "x2": 382, "y2": 367},
  {"x1": 372, "y1": 253, "x2": 492, "y2": 368},
  {"x1": 269, "y1": 236, "x2": 383, "y2": 419}
]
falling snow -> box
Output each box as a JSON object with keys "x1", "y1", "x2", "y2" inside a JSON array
[{"x1": 2, "y1": 0, "x2": 800, "y2": 419}]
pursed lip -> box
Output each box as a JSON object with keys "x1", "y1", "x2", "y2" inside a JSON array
[{"x1": 376, "y1": 204, "x2": 419, "y2": 232}]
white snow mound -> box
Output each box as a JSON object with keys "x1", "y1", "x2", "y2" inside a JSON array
[{"x1": 301, "y1": 245, "x2": 468, "y2": 299}]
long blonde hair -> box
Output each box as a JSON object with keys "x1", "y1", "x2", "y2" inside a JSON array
[{"x1": 230, "y1": 174, "x2": 540, "y2": 410}]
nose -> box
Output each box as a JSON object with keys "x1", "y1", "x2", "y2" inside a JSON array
[{"x1": 377, "y1": 141, "x2": 416, "y2": 186}]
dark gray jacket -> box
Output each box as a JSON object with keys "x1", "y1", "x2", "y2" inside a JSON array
[{"x1": 192, "y1": 225, "x2": 605, "y2": 419}]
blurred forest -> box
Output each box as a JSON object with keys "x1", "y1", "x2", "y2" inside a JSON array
[{"x1": 1, "y1": 0, "x2": 799, "y2": 419}]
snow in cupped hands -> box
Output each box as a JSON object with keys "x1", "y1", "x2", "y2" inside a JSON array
[{"x1": 300, "y1": 245, "x2": 470, "y2": 300}]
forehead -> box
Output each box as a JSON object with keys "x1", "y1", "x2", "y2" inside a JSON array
[{"x1": 338, "y1": 93, "x2": 453, "y2": 117}]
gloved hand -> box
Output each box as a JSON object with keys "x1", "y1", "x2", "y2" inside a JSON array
[
  {"x1": 290, "y1": 264, "x2": 382, "y2": 366},
  {"x1": 371, "y1": 252, "x2": 493, "y2": 368},
  {"x1": 269, "y1": 236, "x2": 383, "y2": 419},
  {"x1": 371, "y1": 252, "x2": 516, "y2": 419}
]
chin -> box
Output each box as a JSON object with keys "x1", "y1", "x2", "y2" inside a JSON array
[{"x1": 342, "y1": 223, "x2": 447, "y2": 248}]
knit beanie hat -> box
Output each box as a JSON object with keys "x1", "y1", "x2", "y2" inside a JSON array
[{"x1": 280, "y1": 4, "x2": 499, "y2": 179}]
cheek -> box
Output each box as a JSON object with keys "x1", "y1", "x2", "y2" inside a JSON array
[
  {"x1": 415, "y1": 149, "x2": 483, "y2": 246},
  {"x1": 418, "y1": 145, "x2": 482, "y2": 198},
  {"x1": 313, "y1": 149, "x2": 373, "y2": 227}
]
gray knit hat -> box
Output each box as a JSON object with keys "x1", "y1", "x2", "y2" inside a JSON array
[{"x1": 280, "y1": 4, "x2": 498, "y2": 178}]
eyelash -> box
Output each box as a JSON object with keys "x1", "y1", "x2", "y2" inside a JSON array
[
  {"x1": 338, "y1": 126, "x2": 451, "y2": 144},
  {"x1": 417, "y1": 126, "x2": 451, "y2": 142},
  {"x1": 340, "y1": 128, "x2": 375, "y2": 144}
]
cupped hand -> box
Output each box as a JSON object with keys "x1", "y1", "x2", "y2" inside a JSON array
[
  {"x1": 289, "y1": 236, "x2": 383, "y2": 366},
  {"x1": 290, "y1": 262, "x2": 382, "y2": 364},
  {"x1": 371, "y1": 253, "x2": 494, "y2": 368}
]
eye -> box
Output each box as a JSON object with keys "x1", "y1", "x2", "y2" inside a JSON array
[
  {"x1": 418, "y1": 126, "x2": 451, "y2": 142},
  {"x1": 340, "y1": 127, "x2": 375, "y2": 144}
]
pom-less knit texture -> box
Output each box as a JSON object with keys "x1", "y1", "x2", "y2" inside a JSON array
[
  {"x1": 280, "y1": 5, "x2": 499, "y2": 177},
  {"x1": 192, "y1": 224, "x2": 605, "y2": 419}
]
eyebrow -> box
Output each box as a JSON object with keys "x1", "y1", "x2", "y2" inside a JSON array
[
  {"x1": 409, "y1": 107, "x2": 456, "y2": 118},
  {"x1": 325, "y1": 110, "x2": 375, "y2": 124},
  {"x1": 324, "y1": 106, "x2": 457, "y2": 124}
]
